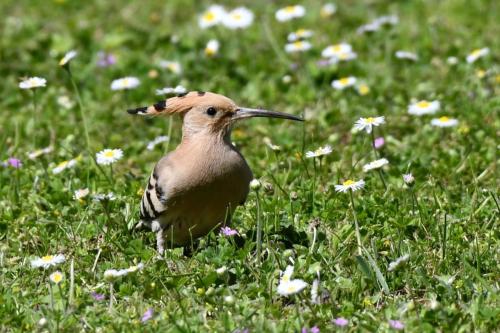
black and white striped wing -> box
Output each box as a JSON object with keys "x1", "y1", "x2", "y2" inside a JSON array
[{"x1": 139, "y1": 170, "x2": 166, "y2": 222}]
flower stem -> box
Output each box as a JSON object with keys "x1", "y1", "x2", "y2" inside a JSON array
[
  {"x1": 255, "y1": 190, "x2": 262, "y2": 264},
  {"x1": 108, "y1": 283, "x2": 114, "y2": 312},
  {"x1": 377, "y1": 169, "x2": 388, "y2": 190},
  {"x1": 32, "y1": 89, "x2": 38, "y2": 147},
  {"x1": 349, "y1": 190, "x2": 363, "y2": 256},
  {"x1": 370, "y1": 130, "x2": 378, "y2": 159}
]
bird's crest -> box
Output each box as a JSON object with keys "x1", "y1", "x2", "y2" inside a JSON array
[{"x1": 127, "y1": 91, "x2": 236, "y2": 116}]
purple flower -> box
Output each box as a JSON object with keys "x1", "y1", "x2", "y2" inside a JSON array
[
  {"x1": 97, "y1": 51, "x2": 116, "y2": 67},
  {"x1": 389, "y1": 320, "x2": 404, "y2": 330},
  {"x1": 220, "y1": 226, "x2": 238, "y2": 236},
  {"x1": 310, "y1": 326, "x2": 320, "y2": 333},
  {"x1": 301, "y1": 328, "x2": 308, "y2": 333},
  {"x1": 141, "y1": 308, "x2": 154, "y2": 323},
  {"x1": 316, "y1": 59, "x2": 331, "y2": 67},
  {"x1": 374, "y1": 137, "x2": 385, "y2": 149},
  {"x1": 90, "y1": 292, "x2": 105, "y2": 301},
  {"x1": 333, "y1": 317, "x2": 348, "y2": 327},
  {"x1": 7, "y1": 158, "x2": 22, "y2": 168}
]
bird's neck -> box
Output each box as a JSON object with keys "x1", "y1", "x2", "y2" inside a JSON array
[{"x1": 181, "y1": 127, "x2": 232, "y2": 147}]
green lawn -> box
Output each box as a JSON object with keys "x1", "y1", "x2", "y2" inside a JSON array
[{"x1": 0, "y1": 0, "x2": 498, "y2": 332}]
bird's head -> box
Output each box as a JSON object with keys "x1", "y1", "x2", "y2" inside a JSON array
[{"x1": 128, "y1": 91, "x2": 302, "y2": 138}]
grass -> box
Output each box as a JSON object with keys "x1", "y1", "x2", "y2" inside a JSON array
[{"x1": 1, "y1": 0, "x2": 499, "y2": 332}]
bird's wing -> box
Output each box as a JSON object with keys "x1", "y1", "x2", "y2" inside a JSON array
[{"x1": 139, "y1": 167, "x2": 167, "y2": 221}]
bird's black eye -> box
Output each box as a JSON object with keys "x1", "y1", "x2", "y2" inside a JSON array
[{"x1": 206, "y1": 107, "x2": 217, "y2": 116}]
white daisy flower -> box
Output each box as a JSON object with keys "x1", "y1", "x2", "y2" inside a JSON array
[
  {"x1": 275, "y1": 5, "x2": 306, "y2": 22},
  {"x1": 388, "y1": 254, "x2": 410, "y2": 272},
  {"x1": 250, "y1": 179, "x2": 262, "y2": 190},
  {"x1": 57, "y1": 96, "x2": 74, "y2": 109},
  {"x1": 49, "y1": 271, "x2": 64, "y2": 284},
  {"x1": 96, "y1": 148, "x2": 123, "y2": 165},
  {"x1": 357, "y1": 15, "x2": 398, "y2": 34},
  {"x1": 159, "y1": 60, "x2": 182, "y2": 74},
  {"x1": 395, "y1": 51, "x2": 418, "y2": 61},
  {"x1": 216, "y1": 266, "x2": 228, "y2": 275},
  {"x1": 198, "y1": 5, "x2": 227, "y2": 29},
  {"x1": 52, "y1": 158, "x2": 78, "y2": 174},
  {"x1": 353, "y1": 116, "x2": 385, "y2": 133},
  {"x1": 27, "y1": 146, "x2": 53, "y2": 159},
  {"x1": 466, "y1": 48, "x2": 489, "y2": 64},
  {"x1": 431, "y1": 116, "x2": 458, "y2": 128},
  {"x1": 356, "y1": 83, "x2": 370, "y2": 96},
  {"x1": 126, "y1": 263, "x2": 144, "y2": 273},
  {"x1": 402, "y1": 173, "x2": 414, "y2": 185},
  {"x1": 328, "y1": 51, "x2": 358, "y2": 64},
  {"x1": 222, "y1": 7, "x2": 254, "y2": 29},
  {"x1": 277, "y1": 279, "x2": 308, "y2": 296},
  {"x1": 363, "y1": 158, "x2": 389, "y2": 172},
  {"x1": 287, "y1": 29, "x2": 314, "y2": 42},
  {"x1": 155, "y1": 85, "x2": 186, "y2": 96},
  {"x1": 447, "y1": 56, "x2": 459, "y2": 65},
  {"x1": 73, "y1": 188, "x2": 90, "y2": 200},
  {"x1": 320, "y1": 3, "x2": 336, "y2": 18},
  {"x1": 31, "y1": 254, "x2": 66, "y2": 268},
  {"x1": 334, "y1": 179, "x2": 365, "y2": 193},
  {"x1": 280, "y1": 265, "x2": 294, "y2": 283},
  {"x1": 92, "y1": 192, "x2": 116, "y2": 202},
  {"x1": 305, "y1": 145, "x2": 333, "y2": 158},
  {"x1": 263, "y1": 137, "x2": 281, "y2": 151},
  {"x1": 331, "y1": 76, "x2": 357, "y2": 90},
  {"x1": 104, "y1": 269, "x2": 128, "y2": 281},
  {"x1": 205, "y1": 39, "x2": 220, "y2": 57},
  {"x1": 146, "y1": 136, "x2": 169, "y2": 150},
  {"x1": 110, "y1": 77, "x2": 140, "y2": 91},
  {"x1": 357, "y1": 22, "x2": 381, "y2": 34},
  {"x1": 408, "y1": 100, "x2": 440, "y2": 116},
  {"x1": 321, "y1": 43, "x2": 352, "y2": 58},
  {"x1": 374, "y1": 15, "x2": 399, "y2": 26},
  {"x1": 59, "y1": 50, "x2": 77, "y2": 66},
  {"x1": 104, "y1": 263, "x2": 144, "y2": 281},
  {"x1": 19, "y1": 77, "x2": 47, "y2": 89},
  {"x1": 285, "y1": 40, "x2": 312, "y2": 53}
]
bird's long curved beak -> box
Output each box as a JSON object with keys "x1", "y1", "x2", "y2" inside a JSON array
[{"x1": 232, "y1": 108, "x2": 303, "y2": 122}]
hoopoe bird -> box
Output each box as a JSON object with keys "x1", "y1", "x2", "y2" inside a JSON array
[{"x1": 128, "y1": 91, "x2": 302, "y2": 254}]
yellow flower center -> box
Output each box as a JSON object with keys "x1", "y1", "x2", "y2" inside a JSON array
[
  {"x1": 293, "y1": 41, "x2": 303, "y2": 47},
  {"x1": 471, "y1": 49, "x2": 481, "y2": 56},
  {"x1": 104, "y1": 151, "x2": 115, "y2": 158},
  {"x1": 204, "y1": 12, "x2": 215, "y2": 22},
  {"x1": 365, "y1": 117, "x2": 375, "y2": 123},
  {"x1": 333, "y1": 45, "x2": 342, "y2": 52},
  {"x1": 285, "y1": 6, "x2": 295, "y2": 13},
  {"x1": 286, "y1": 284, "x2": 296, "y2": 292},
  {"x1": 343, "y1": 180, "x2": 355, "y2": 186},
  {"x1": 42, "y1": 255, "x2": 54, "y2": 262},
  {"x1": 123, "y1": 78, "x2": 129, "y2": 86},
  {"x1": 296, "y1": 29, "x2": 306, "y2": 35},
  {"x1": 439, "y1": 116, "x2": 449, "y2": 122},
  {"x1": 52, "y1": 273, "x2": 63, "y2": 283},
  {"x1": 232, "y1": 13, "x2": 242, "y2": 20},
  {"x1": 339, "y1": 77, "x2": 350, "y2": 85},
  {"x1": 417, "y1": 101, "x2": 430, "y2": 108},
  {"x1": 359, "y1": 85, "x2": 369, "y2": 95},
  {"x1": 57, "y1": 161, "x2": 69, "y2": 168}
]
